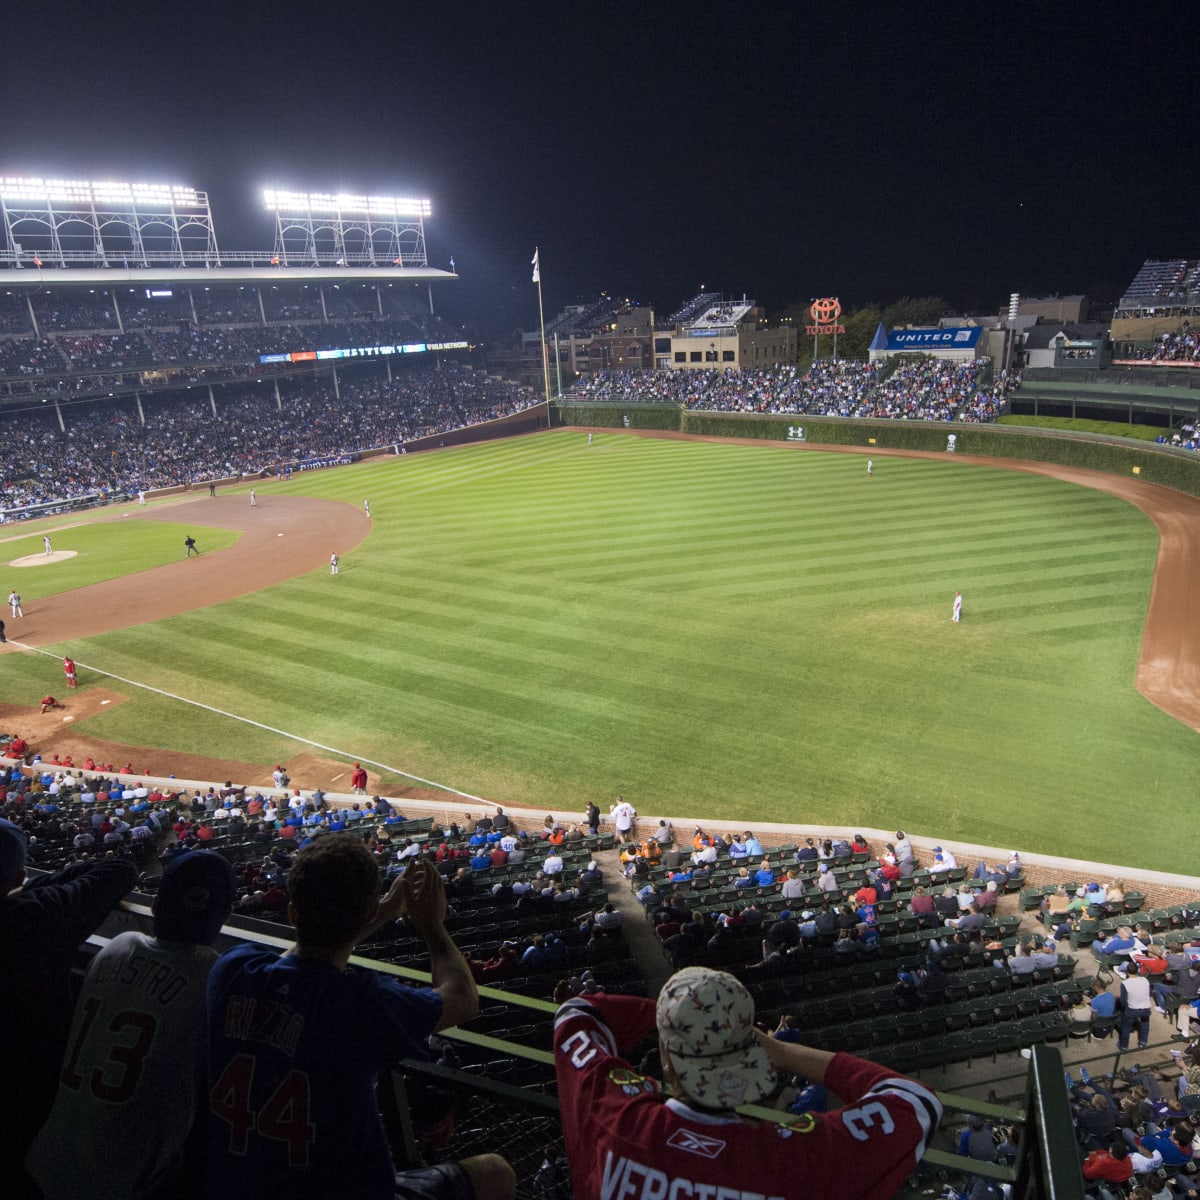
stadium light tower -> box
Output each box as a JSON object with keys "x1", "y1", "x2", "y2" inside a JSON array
[
  {"x1": 1006, "y1": 292, "x2": 1021, "y2": 373},
  {"x1": 0, "y1": 177, "x2": 219, "y2": 267},
  {"x1": 263, "y1": 189, "x2": 431, "y2": 268}
]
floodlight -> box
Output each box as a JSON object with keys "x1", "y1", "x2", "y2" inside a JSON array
[
  {"x1": 0, "y1": 177, "x2": 200, "y2": 206},
  {"x1": 263, "y1": 188, "x2": 431, "y2": 217}
]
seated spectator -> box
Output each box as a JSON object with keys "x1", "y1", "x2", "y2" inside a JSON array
[
  {"x1": 816, "y1": 863, "x2": 839, "y2": 895},
  {"x1": 1006, "y1": 943, "x2": 1038, "y2": 976},
  {"x1": 578, "y1": 860, "x2": 602, "y2": 887},
  {"x1": 1138, "y1": 1123, "x2": 1194, "y2": 1167},
  {"x1": 469, "y1": 942, "x2": 520, "y2": 983},
  {"x1": 957, "y1": 1114, "x2": 995, "y2": 1161},
  {"x1": 754, "y1": 858, "x2": 775, "y2": 889},
  {"x1": 933, "y1": 885, "x2": 961, "y2": 921},
  {"x1": 1129, "y1": 943, "x2": 1168, "y2": 977},
  {"x1": 582, "y1": 903, "x2": 623, "y2": 937},
  {"x1": 1082, "y1": 1139, "x2": 1133, "y2": 1187},
  {"x1": 1094, "y1": 925, "x2": 1141, "y2": 959},
  {"x1": 1031, "y1": 940, "x2": 1059, "y2": 970},
  {"x1": 1088, "y1": 980, "x2": 1117, "y2": 1022},
  {"x1": 929, "y1": 845, "x2": 957, "y2": 873},
  {"x1": 781, "y1": 868, "x2": 807, "y2": 901},
  {"x1": 1073, "y1": 1092, "x2": 1118, "y2": 1148},
  {"x1": 893, "y1": 970, "x2": 923, "y2": 1011},
  {"x1": 543, "y1": 850, "x2": 564, "y2": 877}
]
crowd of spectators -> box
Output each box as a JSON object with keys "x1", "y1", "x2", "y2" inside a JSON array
[
  {"x1": 6, "y1": 736, "x2": 1200, "y2": 1197},
  {"x1": 573, "y1": 359, "x2": 1016, "y2": 422},
  {"x1": 0, "y1": 365, "x2": 541, "y2": 513},
  {"x1": 0, "y1": 315, "x2": 451, "y2": 386},
  {"x1": 0, "y1": 760, "x2": 524, "y2": 1199},
  {"x1": 30, "y1": 297, "x2": 121, "y2": 332},
  {"x1": 1148, "y1": 329, "x2": 1200, "y2": 363}
]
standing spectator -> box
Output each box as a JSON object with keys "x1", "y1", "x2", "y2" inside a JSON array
[
  {"x1": 552, "y1": 966, "x2": 940, "y2": 1200},
  {"x1": 0, "y1": 818, "x2": 137, "y2": 1190},
  {"x1": 205, "y1": 847, "x2": 514, "y2": 1200},
  {"x1": 585, "y1": 801, "x2": 600, "y2": 837},
  {"x1": 1119, "y1": 969, "x2": 1153, "y2": 1051},
  {"x1": 611, "y1": 796, "x2": 636, "y2": 844},
  {"x1": 27, "y1": 851, "x2": 236, "y2": 1200}
]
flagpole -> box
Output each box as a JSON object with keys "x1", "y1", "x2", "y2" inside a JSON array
[{"x1": 534, "y1": 246, "x2": 552, "y2": 428}]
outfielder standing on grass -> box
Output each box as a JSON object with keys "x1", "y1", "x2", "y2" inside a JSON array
[{"x1": 953, "y1": 591, "x2": 963, "y2": 622}]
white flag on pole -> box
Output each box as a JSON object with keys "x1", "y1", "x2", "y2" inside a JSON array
[{"x1": 531, "y1": 248, "x2": 540, "y2": 284}]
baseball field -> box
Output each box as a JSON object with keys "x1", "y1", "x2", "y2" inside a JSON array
[{"x1": 1, "y1": 429, "x2": 1196, "y2": 873}]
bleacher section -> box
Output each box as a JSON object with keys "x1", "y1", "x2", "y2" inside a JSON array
[
  {"x1": 667, "y1": 291, "x2": 722, "y2": 326},
  {"x1": 571, "y1": 359, "x2": 1014, "y2": 422},
  {"x1": 1115, "y1": 258, "x2": 1200, "y2": 317}
]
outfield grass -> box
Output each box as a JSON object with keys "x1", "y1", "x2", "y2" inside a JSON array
[{"x1": 5, "y1": 431, "x2": 1195, "y2": 872}]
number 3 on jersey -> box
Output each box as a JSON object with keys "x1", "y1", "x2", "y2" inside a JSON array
[{"x1": 211, "y1": 1053, "x2": 315, "y2": 1167}]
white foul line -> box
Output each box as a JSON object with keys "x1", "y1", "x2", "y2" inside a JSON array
[{"x1": 7, "y1": 642, "x2": 489, "y2": 803}]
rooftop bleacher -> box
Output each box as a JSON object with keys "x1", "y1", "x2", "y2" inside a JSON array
[
  {"x1": 1116, "y1": 257, "x2": 1200, "y2": 315},
  {"x1": 667, "y1": 291, "x2": 722, "y2": 325}
]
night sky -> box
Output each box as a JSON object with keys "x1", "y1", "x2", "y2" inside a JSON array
[{"x1": 3, "y1": 2, "x2": 1195, "y2": 334}]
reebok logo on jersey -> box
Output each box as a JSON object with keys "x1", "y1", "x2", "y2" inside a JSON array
[{"x1": 666, "y1": 1128, "x2": 726, "y2": 1158}]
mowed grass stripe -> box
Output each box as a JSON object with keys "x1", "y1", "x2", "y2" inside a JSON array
[{"x1": 39, "y1": 431, "x2": 1200, "y2": 872}]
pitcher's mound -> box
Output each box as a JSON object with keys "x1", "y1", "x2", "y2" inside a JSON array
[{"x1": 9, "y1": 551, "x2": 78, "y2": 567}]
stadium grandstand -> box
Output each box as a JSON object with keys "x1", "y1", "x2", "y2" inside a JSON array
[
  {"x1": 0, "y1": 177, "x2": 546, "y2": 520},
  {"x1": 11, "y1": 753, "x2": 1182, "y2": 1199}
]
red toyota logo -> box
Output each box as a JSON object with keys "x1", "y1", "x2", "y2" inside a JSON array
[{"x1": 810, "y1": 298, "x2": 841, "y2": 324}]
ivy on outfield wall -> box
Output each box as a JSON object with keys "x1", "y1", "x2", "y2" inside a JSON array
[{"x1": 554, "y1": 405, "x2": 1200, "y2": 500}]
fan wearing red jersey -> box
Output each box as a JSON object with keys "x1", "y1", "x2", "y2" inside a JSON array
[{"x1": 554, "y1": 966, "x2": 941, "y2": 1200}]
